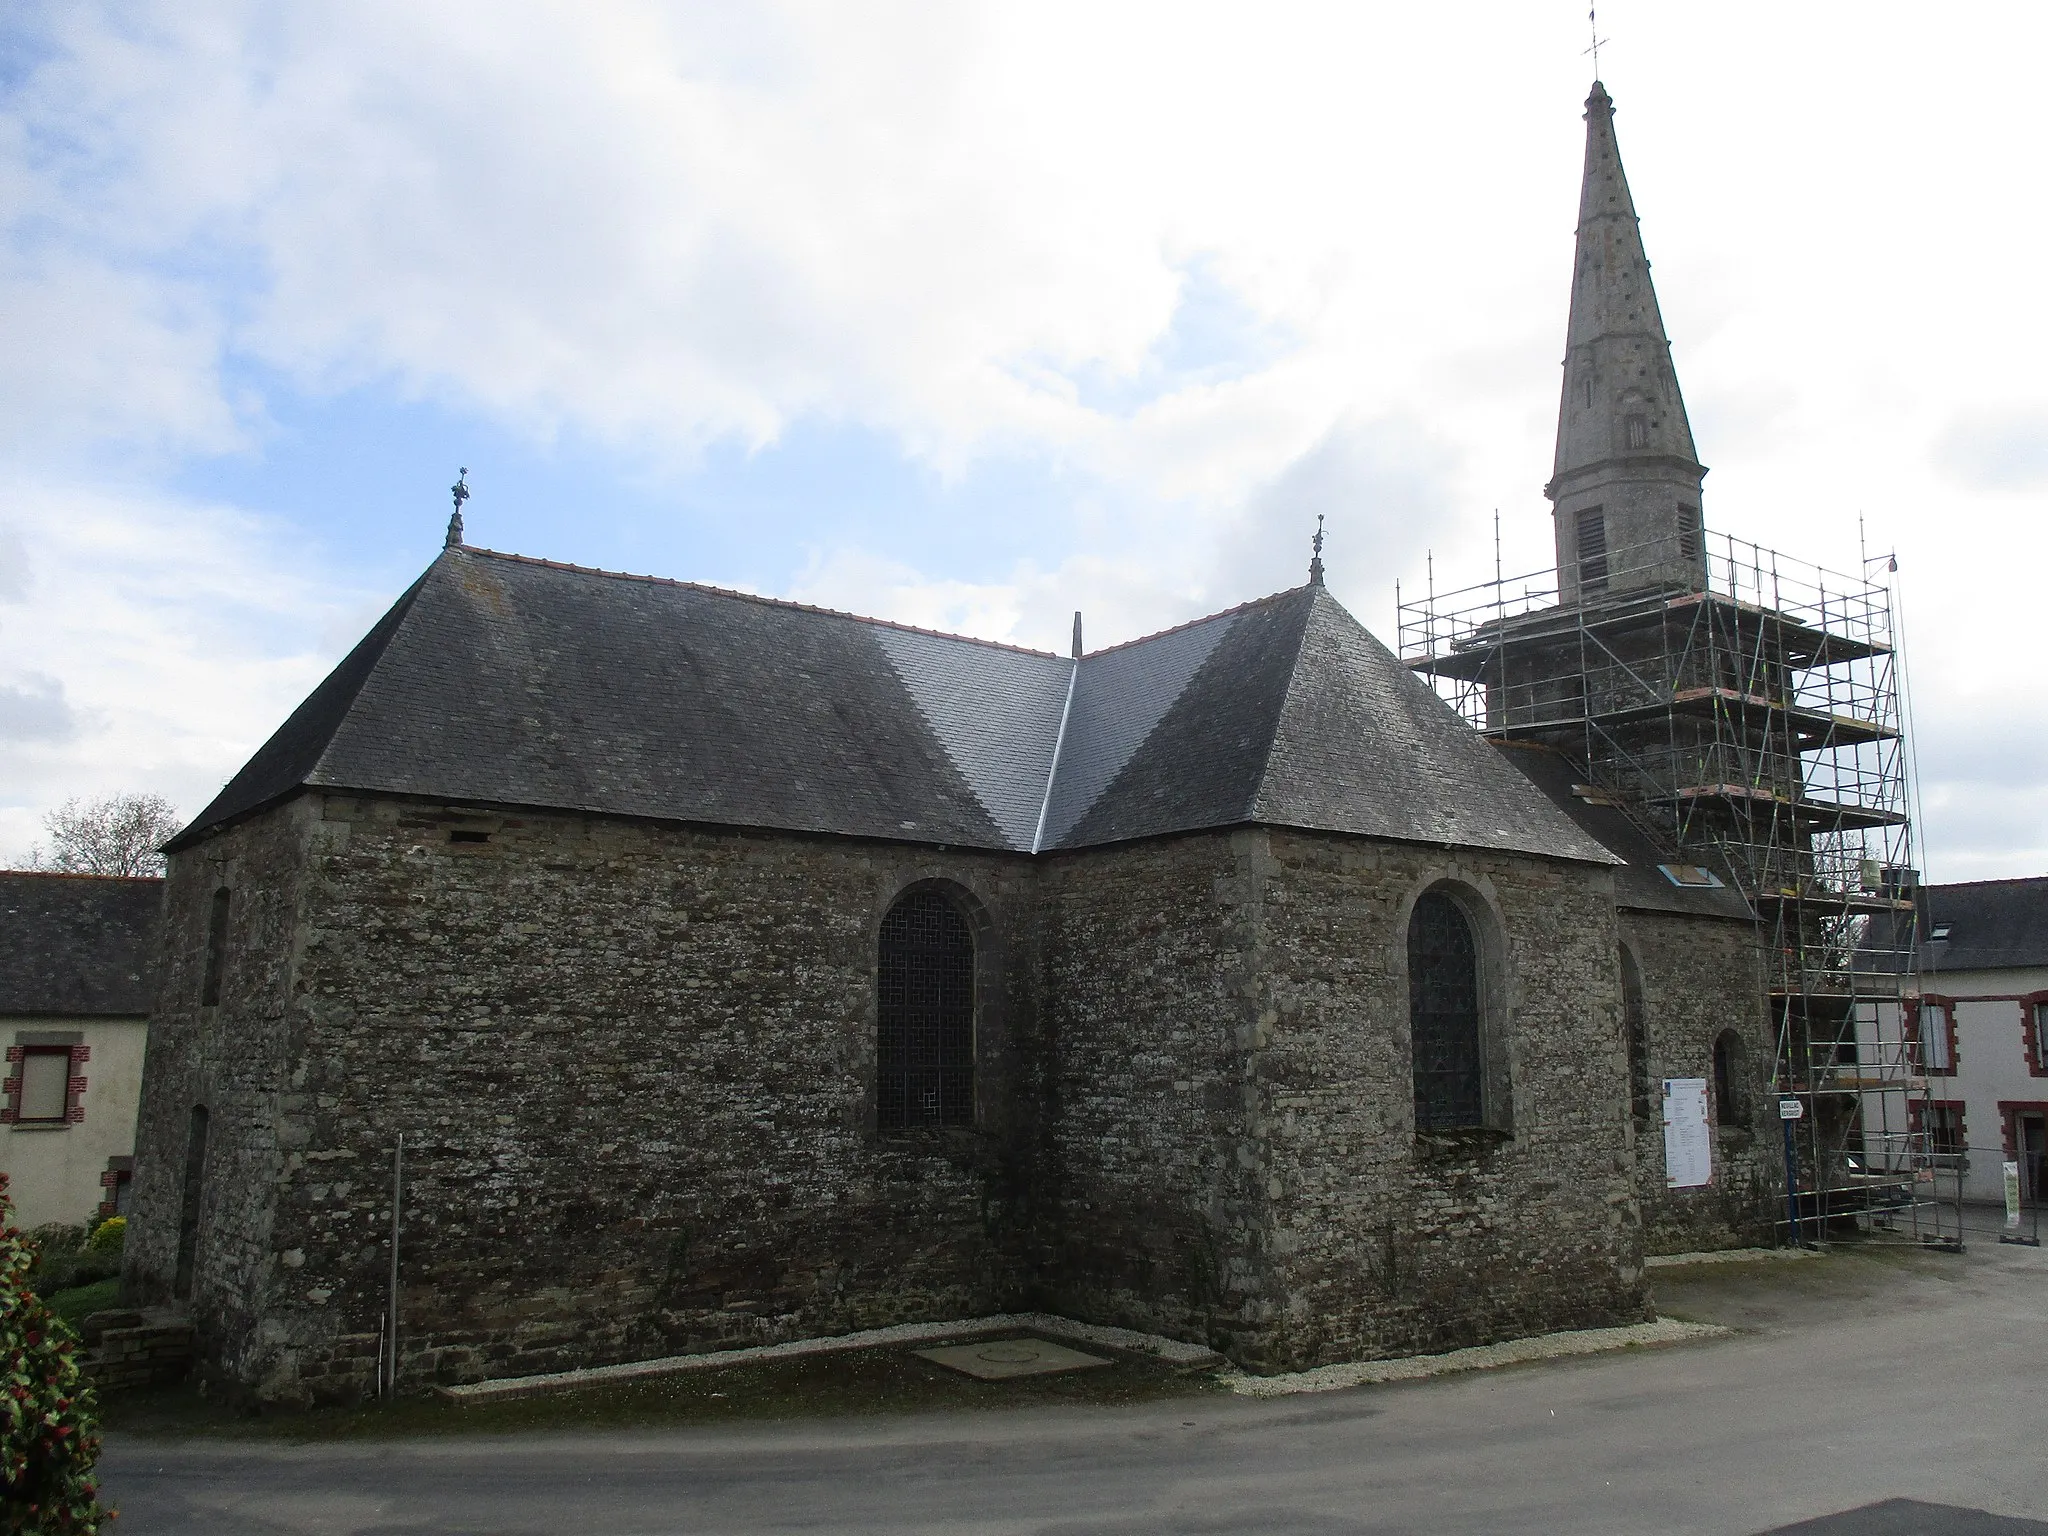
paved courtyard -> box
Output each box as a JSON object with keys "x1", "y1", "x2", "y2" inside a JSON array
[{"x1": 99, "y1": 1236, "x2": 2048, "y2": 1534}]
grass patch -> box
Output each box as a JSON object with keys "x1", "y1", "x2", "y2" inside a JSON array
[
  {"x1": 44, "y1": 1278, "x2": 122, "y2": 1330},
  {"x1": 103, "y1": 1332, "x2": 1223, "y2": 1442}
]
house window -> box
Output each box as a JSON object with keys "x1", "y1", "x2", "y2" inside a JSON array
[
  {"x1": 876, "y1": 889, "x2": 975, "y2": 1130},
  {"x1": 1916, "y1": 1001, "x2": 1955, "y2": 1075},
  {"x1": 1922, "y1": 1102, "x2": 1965, "y2": 1158},
  {"x1": 18, "y1": 1048, "x2": 73, "y2": 1123},
  {"x1": 3, "y1": 1036, "x2": 87, "y2": 1128},
  {"x1": 2030, "y1": 1000, "x2": 2048, "y2": 1076},
  {"x1": 1576, "y1": 508, "x2": 1609, "y2": 592},
  {"x1": 1712, "y1": 1029, "x2": 1747, "y2": 1128},
  {"x1": 201, "y1": 887, "x2": 232, "y2": 1007},
  {"x1": 1626, "y1": 414, "x2": 1650, "y2": 449},
  {"x1": 1410, "y1": 890, "x2": 1484, "y2": 1132},
  {"x1": 99, "y1": 1156, "x2": 135, "y2": 1221}
]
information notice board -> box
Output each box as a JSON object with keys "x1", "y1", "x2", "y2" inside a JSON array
[{"x1": 1663, "y1": 1077, "x2": 1713, "y2": 1189}]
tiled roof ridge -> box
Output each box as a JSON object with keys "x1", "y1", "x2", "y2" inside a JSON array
[
  {"x1": 1082, "y1": 584, "x2": 1315, "y2": 660},
  {"x1": 1926, "y1": 875, "x2": 2048, "y2": 892},
  {"x1": 458, "y1": 546, "x2": 1061, "y2": 660},
  {"x1": 0, "y1": 870, "x2": 165, "y2": 885}
]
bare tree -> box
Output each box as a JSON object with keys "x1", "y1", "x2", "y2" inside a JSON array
[{"x1": 29, "y1": 793, "x2": 182, "y2": 877}]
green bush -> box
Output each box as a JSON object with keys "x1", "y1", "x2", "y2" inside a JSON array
[
  {"x1": 82, "y1": 1221, "x2": 123, "y2": 1258},
  {"x1": 2, "y1": 1174, "x2": 107, "y2": 1533},
  {"x1": 23, "y1": 1252, "x2": 119, "y2": 1304},
  {"x1": 42, "y1": 1283, "x2": 122, "y2": 1335}
]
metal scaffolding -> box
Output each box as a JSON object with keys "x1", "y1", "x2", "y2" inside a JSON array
[{"x1": 1399, "y1": 526, "x2": 1933, "y2": 1242}]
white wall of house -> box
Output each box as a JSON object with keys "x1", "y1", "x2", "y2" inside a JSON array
[
  {"x1": 1, "y1": 1014, "x2": 150, "y2": 1230},
  {"x1": 1871, "y1": 965, "x2": 2048, "y2": 1203}
]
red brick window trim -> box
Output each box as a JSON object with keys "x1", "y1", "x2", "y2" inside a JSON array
[
  {"x1": 3, "y1": 1035, "x2": 88, "y2": 1127},
  {"x1": 1915, "y1": 997, "x2": 1958, "y2": 1076},
  {"x1": 2021, "y1": 993, "x2": 2048, "y2": 1079},
  {"x1": 1909, "y1": 1098, "x2": 1967, "y2": 1157},
  {"x1": 1997, "y1": 1100, "x2": 2048, "y2": 1158},
  {"x1": 97, "y1": 1155, "x2": 135, "y2": 1222}
]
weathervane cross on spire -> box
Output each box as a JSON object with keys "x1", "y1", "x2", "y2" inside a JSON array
[
  {"x1": 1584, "y1": 5, "x2": 1609, "y2": 78},
  {"x1": 1309, "y1": 514, "x2": 1326, "y2": 586},
  {"x1": 446, "y1": 467, "x2": 469, "y2": 548}
]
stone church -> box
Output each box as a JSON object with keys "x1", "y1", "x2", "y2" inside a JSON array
[{"x1": 123, "y1": 82, "x2": 1777, "y2": 1402}]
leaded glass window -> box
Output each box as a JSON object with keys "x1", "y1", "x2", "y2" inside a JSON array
[
  {"x1": 1410, "y1": 891, "x2": 1484, "y2": 1131},
  {"x1": 877, "y1": 890, "x2": 975, "y2": 1129}
]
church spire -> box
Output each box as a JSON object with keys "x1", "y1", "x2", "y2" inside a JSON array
[{"x1": 1546, "y1": 81, "x2": 1707, "y2": 601}]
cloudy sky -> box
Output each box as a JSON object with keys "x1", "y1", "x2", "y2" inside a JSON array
[{"x1": 2, "y1": 1, "x2": 2043, "y2": 879}]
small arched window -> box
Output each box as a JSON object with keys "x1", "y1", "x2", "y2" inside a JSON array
[
  {"x1": 877, "y1": 889, "x2": 975, "y2": 1130},
  {"x1": 1620, "y1": 945, "x2": 1651, "y2": 1130},
  {"x1": 1410, "y1": 890, "x2": 1484, "y2": 1131},
  {"x1": 174, "y1": 1104, "x2": 210, "y2": 1301},
  {"x1": 201, "y1": 888, "x2": 232, "y2": 1007},
  {"x1": 1712, "y1": 1029, "x2": 1747, "y2": 1129}
]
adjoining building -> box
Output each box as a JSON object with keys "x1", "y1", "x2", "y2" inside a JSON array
[
  {"x1": 1859, "y1": 878, "x2": 2048, "y2": 1206},
  {"x1": 1, "y1": 872, "x2": 164, "y2": 1230}
]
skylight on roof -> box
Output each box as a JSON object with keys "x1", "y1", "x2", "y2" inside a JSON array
[
  {"x1": 1930, "y1": 924, "x2": 1952, "y2": 941},
  {"x1": 1658, "y1": 864, "x2": 1725, "y2": 889}
]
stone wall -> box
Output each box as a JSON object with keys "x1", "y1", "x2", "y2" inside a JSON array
[
  {"x1": 131, "y1": 792, "x2": 1046, "y2": 1403},
  {"x1": 77, "y1": 1309, "x2": 193, "y2": 1394},
  {"x1": 1031, "y1": 831, "x2": 1268, "y2": 1356},
  {"x1": 128, "y1": 789, "x2": 1663, "y2": 1400},
  {"x1": 1251, "y1": 831, "x2": 1649, "y2": 1368},
  {"x1": 1032, "y1": 827, "x2": 1652, "y2": 1371},
  {"x1": 123, "y1": 796, "x2": 317, "y2": 1389},
  {"x1": 1620, "y1": 908, "x2": 1779, "y2": 1253}
]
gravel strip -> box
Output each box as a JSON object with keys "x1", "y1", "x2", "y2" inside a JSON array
[
  {"x1": 1645, "y1": 1246, "x2": 1821, "y2": 1268},
  {"x1": 1220, "y1": 1317, "x2": 1730, "y2": 1397},
  {"x1": 436, "y1": 1312, "x2": 1219, "y2": 1403}
]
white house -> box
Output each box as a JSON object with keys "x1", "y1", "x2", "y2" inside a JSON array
[
  {"x1": 1866, "y1": 877, "x2": 2048, "y2": 1205},
  {"x1": 0, "y1": 872, "x2": 163, "y2": 1230}
]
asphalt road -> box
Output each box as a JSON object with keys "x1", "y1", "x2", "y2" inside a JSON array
[{"x1": 99, "y1": 1238, "x2": 2048, "y2": 1535}]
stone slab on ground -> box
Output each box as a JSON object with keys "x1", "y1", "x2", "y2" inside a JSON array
[
  {"x1": 915, "y1": 1338, "x2": 1112, "y2": 1380},
  {"x1": 1646, "y1": 1246, "x2": 1822, "y2": 1268},
  {"x1": 436, "y1": 1312, "x2": 1219, "y2": 1404},
  {"x1": 1221, "y1": 1317, "x2": 1729, "y2": 1397}
]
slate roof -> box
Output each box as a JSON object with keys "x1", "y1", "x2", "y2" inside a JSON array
[
  {"x1": 0, "y1": 873, "x2": 163, "y2": 1016},
  {"x1": 1494, "y1": 743, "x2": 1754, "y2": 921},
  {"x1": 172, "y1": 546, "x2": 1619, "y2": 867},
  {"x1": 1861, "y1": 877, "x2": 2048, "y2": 975}
]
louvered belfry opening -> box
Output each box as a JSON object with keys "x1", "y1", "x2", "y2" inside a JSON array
[
  {"x1": 1409, "y1": 890, "x2": 1484, "y2": 1131},
  {"x1": 877, "y1": 889, "x2": 976, "y2": 1129}
]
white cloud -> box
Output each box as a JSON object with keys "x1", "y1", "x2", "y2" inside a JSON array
[
  {"x1": 0, "y1": 476, "x2": 380, "y2": 865},
  {"x1": 1, "y1": 0, "x2": 2045, "y2": 877}
]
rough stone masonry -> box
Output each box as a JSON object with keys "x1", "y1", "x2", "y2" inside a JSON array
[{"x1": 126, "y1": 784, "x2": 1689, "y2": 1402}]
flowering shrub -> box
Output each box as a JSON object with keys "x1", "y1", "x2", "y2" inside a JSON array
[
  {"x1": 2, "y1": 1173, "x2": 107, "y2": 1533},
  {"x1": 83, "y1": 1222, "x2": 124, "y2": 1258}
]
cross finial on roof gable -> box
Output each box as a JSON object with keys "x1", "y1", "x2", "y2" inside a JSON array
[
  {"x1": 1309, "y1": 515, "x2": 1326, "y2": 586},
  {"x1": 447, "y1": 468, "x2": 469, "y2": 548}
]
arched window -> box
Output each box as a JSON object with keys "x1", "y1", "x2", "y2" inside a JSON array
[
  {"x1": 877, "y1": 889, "x2": 975, "y2": 1130},
  {"x1": 1410, "y1": 890, "x2": 1484, "y2": 1131},
  {"x1": 1620, "y1": 944, "x2": 1651, "y2": 1129},
  {"x1": 174, "y1": 1104, "x2": 210, "y2": 1300},
  {"x1": 1712, "y1": 1029, "x2": 1747, "y2": 1129},
  {"x1": 201, "y1": 888, "x2": 232, "y2": 1007}
]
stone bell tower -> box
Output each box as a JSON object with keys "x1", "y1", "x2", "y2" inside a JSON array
[{"x1": 1548, "y1": 81, "x2": 1708, "y2": 603}]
